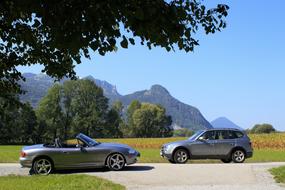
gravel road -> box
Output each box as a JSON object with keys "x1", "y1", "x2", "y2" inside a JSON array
[{"x1": 0, "y1": 162, "x2": 284, "y2": 190}]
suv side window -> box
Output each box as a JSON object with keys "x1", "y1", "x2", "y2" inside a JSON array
[
  {"x1": 215, "y1": 130, "x2": 229, "y2": 140},
  {"x1": 201, "y1": 131, "x2": 215, "y2": 140},
  {"x1": 228, "y1": 130, "x2": 244, "y2": 139}
]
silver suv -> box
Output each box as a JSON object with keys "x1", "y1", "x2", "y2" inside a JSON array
[{"x1": 161, "y1": 128, "x2": 253, "y2": 164}]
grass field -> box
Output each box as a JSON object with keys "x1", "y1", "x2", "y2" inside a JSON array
[
  {"x1": 270, "y1": 166, "x2": 285, "y2": 184},
  {"x1": 0, "y1": 174, "x2": 125, "y2": 190},
  {"x1": 1, "y1": 133, "x2": 285, "y2": 163}
]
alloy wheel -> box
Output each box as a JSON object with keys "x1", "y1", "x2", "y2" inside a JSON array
[
  {"x1": 174, "y1": 149, "x2": 188, "y2": 164},
  {"x1": 232, "y1": 150, "x2": 245, "y2": 163},
  {"x1": 34, "y1": 158, "x2": 52, "y2": 175},
  {"x1": 108, "y1": 153, "x2": 125, "y2": 171}
]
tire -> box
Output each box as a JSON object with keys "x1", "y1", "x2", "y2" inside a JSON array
[
  {"x1": 32, "y1": 157, "x2": 53, "y2": 175},
  {"x1": 168, "y1": 159, "x2": 176, "y2": 164},
  {"x1": 107, "y1": 153, "x2": 126, "y2": 171},
  {"x1": 231, "y1": 149, "x2": 245, "y2": 163},
  {"x1": 173, "y1": 149, "x2": 188, "y2": 164},
  {"x1": 221, "y1": 158, "x2": 232, "y2": 163}
]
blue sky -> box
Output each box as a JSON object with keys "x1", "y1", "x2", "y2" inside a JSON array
[{"x1": 19, "y1": 1, "x2": 285, "y2": 130}]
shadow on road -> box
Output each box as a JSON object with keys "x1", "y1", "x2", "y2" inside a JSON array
[{"x1": 54, "y1": 165, "x2": 154, "y2": 174}]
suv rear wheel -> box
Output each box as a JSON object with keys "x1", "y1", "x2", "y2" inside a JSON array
[
  {"x1": 173, "y1": 149, "x2": 188, "y2": 164},
  {"x1": 232, "y1": 149, "x2": 245, "y2": 163}
]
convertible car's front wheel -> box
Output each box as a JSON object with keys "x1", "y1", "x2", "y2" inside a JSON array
[
  {"x1": 107, "y1": 153, "x2": 126, "y2": 171},
  {"x1": 32, "y1": 158, "x2": 53, "y2": 175}
]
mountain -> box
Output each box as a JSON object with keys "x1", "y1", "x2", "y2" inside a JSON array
[
  {"x1": 211, "y1": 117, "x2": 243, "y2": 130},
  {"x1": 84, "y1": 75, "x2": 121, "y2": 100},
  {"x1": 20, "y1": 73, "x2": 59, "y2": 107},
  {"x1": 19, "y1": 73, "x2": 212, "y2": 130},
  {"x1": 119, "y1": 85, "x2": 212, "y2": 130},
  {"x1": 19, "y1": 73, "x2": 121, "y2": 107}
]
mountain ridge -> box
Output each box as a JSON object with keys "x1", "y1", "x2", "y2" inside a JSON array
[{"x1": 19, "y1": 73, "x2": 212, "y2": 131}]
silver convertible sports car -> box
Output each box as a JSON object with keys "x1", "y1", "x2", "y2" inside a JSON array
[{"x1": 20, "y1": 133, "x2": 140, "y2": 175}]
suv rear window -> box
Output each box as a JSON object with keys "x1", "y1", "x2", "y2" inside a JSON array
[{"x1": 228, "y1": 130, "x2": 244, "y2": 139}]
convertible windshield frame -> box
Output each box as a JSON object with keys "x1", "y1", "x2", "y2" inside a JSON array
[
  {"x1": 77, "y1": 133, "x2": 99, "y2": 146},
  {"x1": 188, "y1": 130, "x2": 205, "y2": 141}
]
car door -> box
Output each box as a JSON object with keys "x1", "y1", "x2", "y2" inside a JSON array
[
  {"x1": 189, "y1": 130, "x2": 216, "y2": 158},
  {"x1": 81, "y1": 145, "x2": 109, "y2": 166},
  {"x1": 53, "y1": 140, "x2": 93, "y2": 168},
  {"x1": 56, "y1": 147, "x2": 90, "y2": 168},
  {"x1": 213, "y1": 130, "x2": 235, "y2": 156}
]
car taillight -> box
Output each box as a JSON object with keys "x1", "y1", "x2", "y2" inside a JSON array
[{"x1": 20, "y1": 151, "x2": 27, "y2": 157}]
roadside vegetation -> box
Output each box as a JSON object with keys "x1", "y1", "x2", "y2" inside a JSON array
[
  {"x1": 270, "y1": 166, "x2": 285, "y2": 184},
  {"x1": 246, "y1": 124, "x2": 276, "y2": 134},
  {"x1": 0, "y1": 174, "x2": 125, "y2": 190},
  {"x1": 1, "y1": 133, "x2": 285, "y2": 163},
  {"x1": 0, "y1": 80, "x2": 173, "y2": 145}
]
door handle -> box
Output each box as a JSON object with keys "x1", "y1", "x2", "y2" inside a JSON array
[{"x1": 62, "y1": 151, "x2": 69, "y2": 154}]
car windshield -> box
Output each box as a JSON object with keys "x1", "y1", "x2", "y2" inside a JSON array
[
  {"x1": 78, "y1": 134, "x2": 99, "y2": 146},
  {"x1": 188, "y1": 130, "x2": 204, "y2": 140}
]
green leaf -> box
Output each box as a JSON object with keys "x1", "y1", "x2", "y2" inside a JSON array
[
  {"x1": 120, "y1": 36, "x2": 128, "y2": 48},
  {"x1": 129, "y1": 38, "x2": 135, "y2": 45},
  {"x1": 33, "y1": 19, "x2": 41, "y2": 28}
]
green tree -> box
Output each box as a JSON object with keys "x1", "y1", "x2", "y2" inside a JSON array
[
  {"x1": 0, "y1": 97, "x2": 38, "y2": 144},
  {"x1": 105, "y1": 108, "x2": 124, "y2": 138},
  {"x1": 0, "y1": 96, "x2": 20, "y2": 144},
  {"x1": 18, "y1": 103, "x2": 38, "y2": 143},
  {"x1": 36, "y1": 84, "x2": 63, "y2": 141},
  {"x1": 124, "y1": 100, "x2": 142, "y2": 137},
  {"x1": 70, "y1": 80, "x2": 109, "y2": 137},
  {"x1": 0, "y1": 1, "x2": 229, "y2": 96},
  {"x1": 131, "y1": 103, "x2": 172, "y2": 137},
  {"x1": 36, "y1": 79, "x2": 116, "y2": 140},
  {"x1": 103, "y1": 101, "x2": 125, "y2": 138},
  {"x1": 250, "y1": 124, "x2": 276, "y2": 134},
  {"x1": 127, "y1": 100, "x2": 141, "y2": 125},
  {"x1": 112, "y1": 101, "x2": 124, "y2": 117}
]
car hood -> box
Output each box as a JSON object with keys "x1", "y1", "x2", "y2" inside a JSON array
[
  {"x1": 97, "y1": 142, "x2": 134, "y2": 150},
  {"x1": 22, "y1": 144, "x2": 44, "y2": 150}
]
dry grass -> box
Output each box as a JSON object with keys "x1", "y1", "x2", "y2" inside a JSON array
[
  {"x1": 249, "y1": 133, "x2": 285, "y2": 150},
  {"x1": 93, "y1": 133, "x2": 285, "y2": 150}
]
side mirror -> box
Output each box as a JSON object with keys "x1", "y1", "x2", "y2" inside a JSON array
[{"x1": 198, "y1": 136, "x2": 205, "y2": 141}]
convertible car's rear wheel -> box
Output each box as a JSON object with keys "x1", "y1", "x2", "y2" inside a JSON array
[
  {"x1": 33, "y1": 158, "x2": 53, "y2": 175},
  {"x1": 107, "y1": 153, "x2": 126, "y2": 171}
]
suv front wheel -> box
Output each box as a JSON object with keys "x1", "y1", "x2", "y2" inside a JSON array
[
  {"x1": 232, "y1": 149, "x2": 245, "y2": 163},
  {"x1": 173, "y1": 149, "x2": 188, "y2": 164}
]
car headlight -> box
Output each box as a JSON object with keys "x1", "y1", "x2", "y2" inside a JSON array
[
  {"x1": 128, "y1": 149, "x2": 136, "y2": 154},
  {"x1": 164, "y1": 145, "x2": 172, "y2": 152}
]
